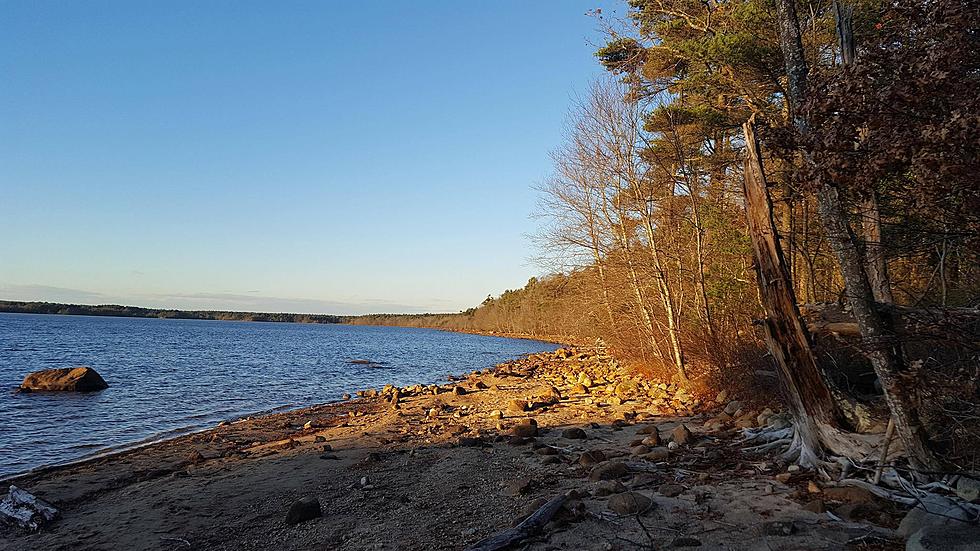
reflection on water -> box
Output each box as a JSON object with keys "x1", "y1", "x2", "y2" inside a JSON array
[{"x1": 0, "y1": 313, "x2": 556, "y2": 477}]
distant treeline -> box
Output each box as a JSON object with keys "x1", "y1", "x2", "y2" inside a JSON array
[{"x1": 0, "y1": 301, "x2": 345, "y2": 324}]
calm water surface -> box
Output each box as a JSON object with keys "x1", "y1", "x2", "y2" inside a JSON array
[{"x1": 0, "y1": 313, "x2": 556, "y2": 478}]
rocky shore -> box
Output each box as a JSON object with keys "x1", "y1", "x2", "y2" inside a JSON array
[{"x1": 1, "y1": 347, "x2": 911, "y2": 550}]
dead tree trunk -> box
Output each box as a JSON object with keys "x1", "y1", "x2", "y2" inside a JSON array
[{"x1": 742, "y1": 117, "x2": 867, "y2": 466}]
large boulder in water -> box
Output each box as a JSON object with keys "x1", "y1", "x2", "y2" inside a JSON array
[{"x1": 20, "y1": 367, "x2": 108, "y2": 392}]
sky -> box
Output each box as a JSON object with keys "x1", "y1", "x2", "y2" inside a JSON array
[{"x1": 0, "y1": 1, "x2": 619, "y2": 315}]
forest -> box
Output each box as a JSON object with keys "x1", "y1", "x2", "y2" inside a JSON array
[
  {"x1": 0, "y1": 301, "x2": 345, "y2": 324},
  {"x1": 357, "y1": 0, "x2": 980, "y2": 478}
]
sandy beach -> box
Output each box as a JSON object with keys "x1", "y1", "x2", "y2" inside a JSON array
[{"x1": 1, "y1": 348, "x2": 905, "y2": 550}]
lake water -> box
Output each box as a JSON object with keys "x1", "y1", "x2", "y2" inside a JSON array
[{"x1": 0, "y1": 313, "x2": 556, "y2": 478}]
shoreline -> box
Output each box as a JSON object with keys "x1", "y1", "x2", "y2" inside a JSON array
[{"x1": 1, "y1": 347, "x2": 906, "y2": 551}]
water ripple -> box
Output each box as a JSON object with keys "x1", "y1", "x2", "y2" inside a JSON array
[{"x1": 0, "y1": 313, "x2": 556, "y2": 477}]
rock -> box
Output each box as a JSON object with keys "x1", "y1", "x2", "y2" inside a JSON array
[
  {"x1": 670, "y1": 424, "x2": 693, "y2": 445},
  {"x1": 488, "y1": 410, "x2": 504, "y2": 420},
  {"x1": 511, "y1": 419, "x2": 538, "y2": 438},
  {"x1": 641, "y1": 434, "x2": 661, "y2": 447},
  {"x1": 631, "y1": 445, "x2": 650, "y2": 456},
  {"x1": 775, "y1": 473, "x2": 792, "y2": 483},
  {"x1": 757, "y1": 408, "x2": 774, "y2": 426},
  {"x1": 186, "y1": 450, "x2": 206, "y2": 464},
  {"x1": 314, "y1": 435, "x2": 326, "y2": 443},
  {"x1": 502, "y1": 478, "x2": 533, "y2": 496},
  {"x1": 734, "y1": 412, "x2": 757, "y2": 429},
  {"x1": 578, "y1": 450, "x2": 606, "y2": 466},
  {"x1": 578, "y1": 373, "x2": 593, "y2": 388},
  {"x1": 834, "y1": 501, "x2": 881, "y2": 522},
  {"x1": 671, "y1": 536, "x2": 702, "y2": 547},
  {"x1": 594, "y1": 480, "x2": 627, "y2": 496},
  {"x1": 284, "y1": 496, "x2": 322, "y2": 525},
  {"x1": 540, "y1": 455, "x2": 560, "y2": 465},
  {"x1": 644, "y1": 447, "x2": 670, "y2": 461},
  {"x1": 667, "y1": 441, "x2": 680, "y2": 451},
  {"x1": 807, "y1": 481, "x2": 821, "y2": 494},
  {"x1": 907, "y1": 523, "x2": 980, "y2": 551},
  {"x1": 607, "y1": 492, "x2": 654, "y2": 515},
  {"x1": 723, "y1": 401, "x2": 741, "y2": 416},
  {"x1": 955, "y1": 477, "x2": 980, "y2": 502},
  {"x1": 19, "y1": 367, "x2": 108, "y2": 392},
  {"x1": 590, "y1": 461, "x2": 629, "y2": 482},
  {"x1": 342, "y1": 393, "x2": 351, "y2": 400},
  {"x1": 507, "y1": 399, "x2": 529, "y2": 413},
  {"x1": 715, "y1": 390, "x2": 729, "y2": 403},
  {"x1": 453, "y1": 386, "x2": 467, "y2": 396},
  {"x1": 658, "y1": 483, "x2": 685, "y2": 497},
  {"x1": 569, "y1": 383, "x2": 589, "y2": 394},
  {"x1": 561, "y1": 428, "x2": 587, "y2": 440},
  {"x1": 458, "y1": 436, "x2": 484, "y2": 447},
  {"x1": 614, "y1": 380, "x2": 639, "y2": 398},
  {"x1": 636, "y1": 424, "x2": 658, "y2": 435},
  {"x1": 898, "y1": 495, "x2": 975, "y2": 538},
  {"x1": 535, "y1": 446, "x2": 558, "y2": 456}
]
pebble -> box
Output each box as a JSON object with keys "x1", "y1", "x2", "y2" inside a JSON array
[
  {"x1": 658, "y1": 483, "x2": 685, "y2": 497},
  {"x1": 607, "y1": 491, "x2": 654, "y2": 515},
  {"x1": 561, "y1": 427, "x2": 587, "y2": 440},
  {"x1": 589, "y1": 461, "x2": 629, "y2": 482}
]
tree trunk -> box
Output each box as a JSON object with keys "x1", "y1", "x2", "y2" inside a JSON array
[
  {"x1": 742, "y1": 117, "x2": 859, "y2": 466},
  {"x1": 773, "y1": 0, "x2": 943, "y2": 471}
]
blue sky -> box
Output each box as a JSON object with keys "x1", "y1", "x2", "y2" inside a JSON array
[{"x1": 0, "y1": 1, "x2": 618, "y2": 314}]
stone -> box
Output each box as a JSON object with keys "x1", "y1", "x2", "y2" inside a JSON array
[
  {"x1": 535, "y1": 446, "x2": 558, "y2": 456},
  {"x1": 607, "y1": 492, "x2": 654, "y2": 515},
  {"x1": 540, "y1": 455, "x2": 560, "y2": 465},
  {"x1": 284, "y1": 496, "x2": 322, "y2": 525},
  {"x1": 631, "y1": 445, "x2": 650, "y2": 456},
  {"x1": 19, "y1": 367, "x2": 108, "y2": 392},
  {"x1": 507, "y1": 399, "x2": 529, "y2": 413},
  {"x1": 502, "y1": 478, "x2": 533, "y2": 496},
  {"x1": 589, "y1": 461, "x2": 629, "y2": 482},
  {"x1": 458, "y1": 436, "x2": 483, "y2": 447},
  {"x1": 511, "y1": 419, "x2": 538, "y2": 438},
  {"x1": 775, "y1": 473, "x2": 792, "y2": 483},
  {"x1": 907, "y1": 523, "x2": 980, "y2": 551},
  {"x1": 453, "y1": 386, "x2": 467, "y2": 396},
  {"x1": 578, "y1": 373, "x2": 593, "y2": 388},
  {"x1": 756, "y1": 408, "x2": 774, "y2": 426},
  {"x1": 614, "y1": 380, "x2": 639, "y2": 398},
  {"x1": 314, "y1": 435, "x2": 326, "y2": 443},
  {"x1": 723, "y1": 401, "x2": 742, "y2": 416},
  {"x1": 658, "y1": 483, "x2": 685, "y2": 497},
  {"x1": 807, "y1": 481, "x2": 821, "y2": 494},
  {"x1": 594, "y1": 480, "x2": 627, "y2": 496},
  {"x1": 578, "y1": 450, "x2": 606, "y2": 466},
  {"x1": 898, "y1": 495, "x2": 975, "y2": 538},
  {"x1": 715, "y1": 390, "x2": 729, "y2": 403},
  {"x1": 488, "y1": 410, "x2": 504, "y2": 420},
  {"x1": 644, "y1": 447, "x2": 670, "y2": 461},
  {"x1": 955, "y1": 477, "x2": 980, "y2": 502},
  {"x1": 734, "y1": 412, "x2": 757, "y2": 429},
  {"x1": 186, "y1": 450, "x2": 206, "y2": 464},
  {"x1": 636, "y1": 424, "x2": 658, "y2": 435},
  {"x1": 671, "y1": 424, "x2": 693, "y2": 445},
  {"x1": 641, "y1": 434, "x2": 661, "y2": 447},
  {"x1": 569, "y1": 383, "x2": 589, "y2": 395},
  {"x1": 561, "y1": 428, "x2": 587, "y2": 440},
  {"x1": 671, "y1": 536, "x2": 702, "y2": 547}
]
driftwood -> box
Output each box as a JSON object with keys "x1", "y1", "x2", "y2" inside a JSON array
[
  {"x1": 0, "y1": 485, "x2": 58, "y2": 531},
  {"x1": 465, "y1": 493, "x2": 568, "y2": 551}
]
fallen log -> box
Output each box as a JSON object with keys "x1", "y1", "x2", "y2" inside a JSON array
[
  {"x1": 465, "y1": 493, "x2": 568, "y2": 551},
  {"x1": 0, "y1": 485, "x2": 58, "y2": 531}
]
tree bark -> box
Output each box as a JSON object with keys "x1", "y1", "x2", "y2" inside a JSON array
[
  {"x1": 742, "y1": 117, "x2": 854, "y2": 465},
  {"x1": 773, "y1": 0, "x2": 943, "y2": 471}
]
